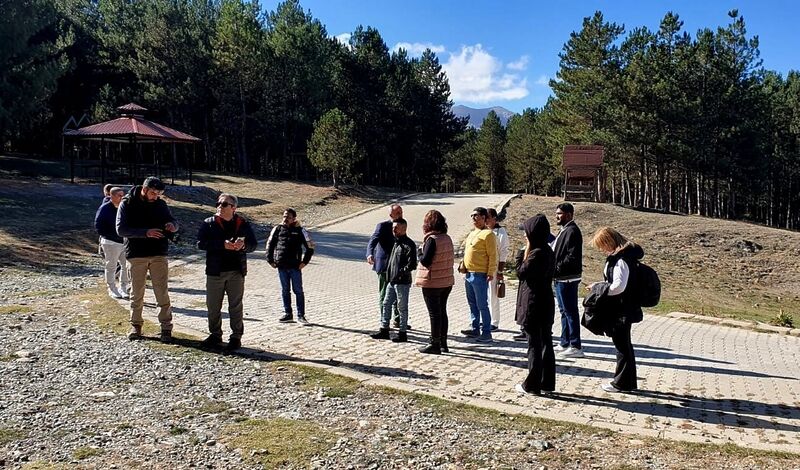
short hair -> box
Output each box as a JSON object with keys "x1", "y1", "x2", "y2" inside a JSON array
[
  {"x1": 284, "y1": 208, "x2": 297, "y2": 218},
  {"x1": 390, "y1": 204, "x2": 402, "y2": 212},
  {"x1": 143, "y1": 176, "x2": 165, "y2": 191},
  {"x1": 422, "y1": 210, "x2": 448, "y2": 234},
  {"x1": 556, "y1": 203, "x2": 575, "y2": 214},
  {"x1": 219, "y1": 193, "x2": 238, "y2": 206},
  {"x1": 471, "y1": 207, "x2": 488, "y2": 217},
  {"x1": 109, "y1": 186, "x2": 124, "y2": 196},
  {"x1": 393, "y1": 217, "x2": 408, "y2": 227},
  {"x1": 591, "y1": 227, "x2": 628, "y2": 253},
  {"x1": 487, "y1": 208, "x2": 499, "y2": 218},
  {"x1": 103, "y1": 184, "x2": 113, "y2": 196}
]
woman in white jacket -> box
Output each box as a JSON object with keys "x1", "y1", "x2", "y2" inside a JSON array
[{"x1": 487, "y1": 208, "x2": 510, "y2": 330}]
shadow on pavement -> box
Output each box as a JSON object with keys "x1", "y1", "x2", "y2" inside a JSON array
[{"x1": 313, "y1": 231, "x2": 372, "y2": 261}]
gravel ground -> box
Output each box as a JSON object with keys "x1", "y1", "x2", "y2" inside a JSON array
[{"x1": 2, "y1": 270, "x2": 799, "y2": 469}]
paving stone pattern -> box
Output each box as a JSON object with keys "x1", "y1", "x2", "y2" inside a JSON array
[{"x1": 140, "y1": 193, "x2": 800, "y2": 453}]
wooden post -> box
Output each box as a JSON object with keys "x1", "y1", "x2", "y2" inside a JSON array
[
  {"x1": 70, "y1": 141, "x2": 75, "y2": 184},
  {"x1": 171, "y1": 142, "x2": 177, "y2": 185},
  {"x1": 100, "y1": 137, "x2": 106, "y2": 186},
  {"x1": 189, "y1": 144, "x2": 194, "y2": 187}
]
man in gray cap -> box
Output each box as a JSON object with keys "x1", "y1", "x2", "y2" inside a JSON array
[{"x1": 116, "y1": 176, "x2": 179, "y2": 343}]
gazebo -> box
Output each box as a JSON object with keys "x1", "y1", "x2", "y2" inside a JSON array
[{"x1": 63, "y1": 103, "x2": 201, "y2": 185}]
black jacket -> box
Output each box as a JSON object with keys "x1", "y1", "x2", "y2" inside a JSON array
[
  {"x1": 386, "y1": 235, "x2": 417, "y2": 285},
  {"x1": 552, "y1": 221, "x2": 582, "y2": 280},
  {"x1": 605, "y1": 243, "x2": 645, "y2": 325},
  {"x1": 266, "y1": 224, "x2": 314, "y2": 269},
  {"x1": 94, "y1": 201, "x2": 123, "y2": 244},
  {"x1": 116, "y1": 185, "x2": 178, "y2": 259},
  {"x1": 581, "y1": 282, "x2": 614, "y2": 336},
  {"x1": 515, "y1": 215, "x2": 555, "y2": 330},
  {"x1": 196, "y1": 214, "x2": 257, "y2": 276}
]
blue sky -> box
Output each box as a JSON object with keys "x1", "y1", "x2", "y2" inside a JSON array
[{"x1": 261, "y1": 0, "x2": 799, "y2": 113}]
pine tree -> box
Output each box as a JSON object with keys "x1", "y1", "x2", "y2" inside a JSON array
[{"x1": 307, "y1": 108, "x2": 361, "y2": 187}]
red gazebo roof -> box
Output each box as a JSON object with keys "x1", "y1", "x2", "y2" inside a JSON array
[{"x1": 63, "y1": 103, "x2": 200, "y2": 144}]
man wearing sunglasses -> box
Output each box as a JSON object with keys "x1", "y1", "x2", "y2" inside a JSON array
[
  {"x1": 197, "y1": 194, "x2": 258, "y2": 351},
  {"x1": 116, "y1": 176, "x2": 179, "y2": 343},
  {"x1": 459, "y1": 207, "x2": 498, "y2": 342}
]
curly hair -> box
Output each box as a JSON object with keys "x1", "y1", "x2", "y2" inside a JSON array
[{"x1": 422, "y1": 209, "x2": 448, "y2": 234}]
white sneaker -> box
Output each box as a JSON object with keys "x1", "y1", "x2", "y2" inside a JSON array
[
  {"x1": 553, "y1": 344, "x2": 568, "y2": 353},
  {"x1": 559, "y1": 347, "x2": 585, "y2": 358},
  {"x1": 601, "y1": 382, "x2": 624, "y2": 393},
  {"x1": 120, "y1": 285, "x2": 130, "y2": 299},
  {"x1": 108, "y1": 287, "x2": 123, "y2": 299}
]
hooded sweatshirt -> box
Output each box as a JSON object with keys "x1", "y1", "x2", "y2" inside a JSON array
[
  {"x1": 116, "y1": 185, "x2": 178, "y2": 259},
  {"x1": 514, "y1": 214, "x2": 556, "y2": 329}
]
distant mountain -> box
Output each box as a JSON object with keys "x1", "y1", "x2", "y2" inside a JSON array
[{"x1": 452, "y1": 105, "x2": 516, "y2": 128}]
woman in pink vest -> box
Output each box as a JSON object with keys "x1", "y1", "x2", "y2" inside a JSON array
[{"x1": 415, "y1": 210, "x2": 456, "y2": 354}]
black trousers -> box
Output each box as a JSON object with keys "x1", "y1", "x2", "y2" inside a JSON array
[
  {"x1": 421, "y1": 286, "x2": 452, "y2": 347},
  {"x1": 611, "y1": 322, "x2": 638, "y2": 390},
  {"x1": 522, "y1": 321, "x2": 556, "y2": 393}
]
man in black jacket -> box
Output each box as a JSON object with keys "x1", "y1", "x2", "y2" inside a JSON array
[
  {"x1": 197, "y1": 193, "x2": 257, "y2": 351},
  {"x1": 370, "y1": 218, "x2": 416, "y2": 343},
  {"x1": 551, "y1": 203, "x2": 584, "y2": 358},
  {"x1": 116, "y1": 176, "x2": 178, "y2": 343},
  {"x1": 267, "y1": 208, "x2": 315, "y2": 324}
]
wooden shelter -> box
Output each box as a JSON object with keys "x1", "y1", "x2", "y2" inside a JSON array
[
  {"x1": 562, "y1": 145, "x2": 605, "y2": 202},
  {"x1": 62, "y1": 103, "x2": 201, "y2": 185}
]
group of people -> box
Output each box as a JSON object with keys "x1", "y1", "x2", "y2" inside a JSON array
[
  {"x1": 95, "y1": 177, "x2": 644, "y2": 392},
  {"x1": 364, "y1": 202, "x2": 644, "y2": 394}
]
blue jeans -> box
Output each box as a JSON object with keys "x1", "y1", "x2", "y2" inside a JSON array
[
  {"x1": 381, "y1": 283, "x2": 410, "y2": 331},
  {"x1": 278, "y1": 268, "x2": 305, "y2": 316},
  {"x1": 555, "y1": 280, "x2": 581, "y2": 348},
  {"x1": 465, "y1": 272, "x2": 491, "y2": 339}
]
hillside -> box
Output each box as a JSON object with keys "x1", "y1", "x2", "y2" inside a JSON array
[
  {"x1": 452, "y1": 105, "x2": 516, "y2": 128},
  {"x1": 504, "y1": 195, "x2": 800, "y2": 325}
]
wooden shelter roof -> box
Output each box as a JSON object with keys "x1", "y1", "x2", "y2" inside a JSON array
[{"x1": 63, "y1": 103, "x2": 200, "y2": 144}]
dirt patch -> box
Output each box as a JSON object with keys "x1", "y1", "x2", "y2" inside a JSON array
[{"x1": 504, "y1": 195, "x2": 800, "y2": 324}]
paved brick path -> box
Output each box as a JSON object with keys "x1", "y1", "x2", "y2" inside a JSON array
[{"x1": 143, "y1": 193, "x2": 799, "y2": 453}]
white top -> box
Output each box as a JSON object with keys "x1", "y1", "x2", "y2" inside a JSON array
[
  {"x1": 493, "y1": 226, "x2": 510, "y2": 263},
  {"x1": 603, "y1": 258, "x2": 630, "y2": 296}
]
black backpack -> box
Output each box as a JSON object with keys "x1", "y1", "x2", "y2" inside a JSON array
[{"x1": 636, "y1": 262, "x2": 661, "y2": 307}]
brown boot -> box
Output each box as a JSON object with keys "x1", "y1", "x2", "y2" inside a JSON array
[
  {"x1": 159, "y1": 330, "x2": 173, "y2": 344},
  {"x1": 127, "y1": 325, "x2": 142, "y2": 341}
]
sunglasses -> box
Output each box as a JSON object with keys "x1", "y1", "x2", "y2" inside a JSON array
[{"x1": 216, "y1": 201, "x2": 233, "y2": 208}]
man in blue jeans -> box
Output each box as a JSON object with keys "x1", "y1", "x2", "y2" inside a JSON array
[
  {"x1": 267, "y1": 208, "x2": 315, "y2": 324},
  {"x1": 459, "y1": 207, "x2": 497, "y2": 342},
  {"x1": 370, "y1": 218, "x2": 416, "y2": 342},
  {"x1": 551, "y1": 203, "x2": 584, "y2": 357}
]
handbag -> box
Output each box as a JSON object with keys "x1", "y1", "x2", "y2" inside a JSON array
[{"x1": 497, "y1": 279, "x2": 506, "y2": 298}]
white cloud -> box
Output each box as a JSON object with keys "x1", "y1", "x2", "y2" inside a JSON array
[
  {"x1": 334, "y1": 33, "x2": 351, "y2": 45},
  {"x1": 392, "y1": 42, "x2": 446, "y2": 56},
  {"x1": 442, "y1": 44, "x2": 529, "y2": 103},
  {"x1": 534, "y1": 75, "x2": 549, "y2": 86},
  {"x1": 506, "y1": 55, "x2": 529, "y2": 71}
]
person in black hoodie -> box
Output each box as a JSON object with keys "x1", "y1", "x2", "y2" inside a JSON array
[
  {"x1": 514, "y1": 214, "x2": 556, "y2": 395},
  {"x1": 267, "y1": 208, "x2": 315, "y2": 324},
  {"x1": 370, "y1": 218, "x2": 417, "y2": 343},
  {"x1": 589, "y1": 226, "x2": 644, "y2": 393},
  {"x1": 116, "y1": 176, "x2": 178, "y2": 343},
  {"x1": 196, "y1": 193, "x2": 258, "y2": 351}
]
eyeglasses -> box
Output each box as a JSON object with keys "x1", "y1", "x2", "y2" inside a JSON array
[{"x1": 216, "y1": 201, "x2": 233, "y2": 208}]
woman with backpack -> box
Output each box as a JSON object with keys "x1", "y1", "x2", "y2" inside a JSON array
[{"x1": 589, "y1": 227, "x2": 644, "y2": 393}]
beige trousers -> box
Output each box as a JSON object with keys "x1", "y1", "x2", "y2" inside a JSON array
[{"x1": 127, "y1": 256, "x2": 172, "y2": 331}]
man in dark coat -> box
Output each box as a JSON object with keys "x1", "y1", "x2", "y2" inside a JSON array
[
  {"x1": 116, "y1": 176, "x2": 178, "y2": 343},
  {"x1": 267, "y1": 208, "x2": 315, "y2": 324},
  {"x1": 366, "y1": 204, "x2": 403, "y2": 327},
  {"x1": 196, "y1": 193, "x2": 257, "y2": 351},
  {"x1": 514, "y1": 214, "x2": 556, "y2": 395},
  {"x1": 552, "y1": 203, "x2": 584, "y2": 357},
  {"x1": 370, "y1": 218, "x2": 417, "y2": 342}
]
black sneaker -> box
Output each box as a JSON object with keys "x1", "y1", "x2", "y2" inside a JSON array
[
  {"x1": 159, "y1": 330, "x2": 173, "y2": 344},
  {"x1": 200, "y1": 335, "x2": 223, "y2": 349},
  {"x1": 512, "y1": 332, "x2": 528, "y2": 342},
  {"x1": 370, "y1": 328, "x2": 390, "y2": 340},
  {"x1": 419, "y1": 343, "x2": 441, "y2": 354},
  {"x1": 278, "y1": 313, "x2": 293, "y2": 323},
  {"x1": 460, "y1": 328, "x2": 478, "y2": 337},
  {"x1": 226, "y1": 337, "x2": 242, "y2": 351}
]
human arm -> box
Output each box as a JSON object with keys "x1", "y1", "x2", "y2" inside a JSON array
[
  {"x1": 196, "y1": 220, "x2": 225, "y2": 251},
  {"x1": 240, "y1": 220, "x2": 258, "y2": 253},
  {"x1": 299, "y1": 228, "x2": 315, "y2": 268},
  {"x1": 366, "y1": 223, "x2": 381, "y2": 264},
  {"x1": 418, "y1": 237, "x2": 437, "y2": 268},
  {"x1": 485, "y1": 231, "x2": 497, "y2": 281},
  {"x1": 266, "y1": 226, "x2": 279, "y2": 266},
  {"x1": 554, "y1": 228, "x2": 582, "y2": 277},
  {"x1": 115, "y1": 199, "x2": 150, "y2": 238},
  {"x1": 607, "y1": 259, "x2": 629, "y2": 296}
]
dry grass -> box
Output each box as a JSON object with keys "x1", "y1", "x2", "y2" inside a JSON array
[
  {"x1": 223, "y1": 418, "x2": 337, "y2": 468},
  {"x1": 504, "y1": 195, "x2": 800, "y2": 324}
]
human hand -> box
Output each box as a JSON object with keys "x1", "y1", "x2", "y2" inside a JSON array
[
  {"x1": 487, "y1": 274, "x2": 494, "y2": 282},
  {"x1": 146, "y1": 229, "x2": 165, "y2": 238},
  {"x1": 367, "y1": 255, "x2": 374, "y2": 265},
  {"x1": 164, "y1": 223, "x2": 177, "y2": 233},
  {"x1": 224, "y1": 240, "x2": 237, "y2": 250},
  {"x1": 269, "y1": 262, "x2": 277, "y2": 268},
  {"x1": 299, "y1": 262, "x2": 306, "y2": 270},
  {"x1": 496, "y1": 272, "x2": 504, "y2": 280}
]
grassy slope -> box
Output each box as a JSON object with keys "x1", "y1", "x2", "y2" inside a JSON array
[{"x1": 504, "y1": 195, "x2": 800, "y2": 325}]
